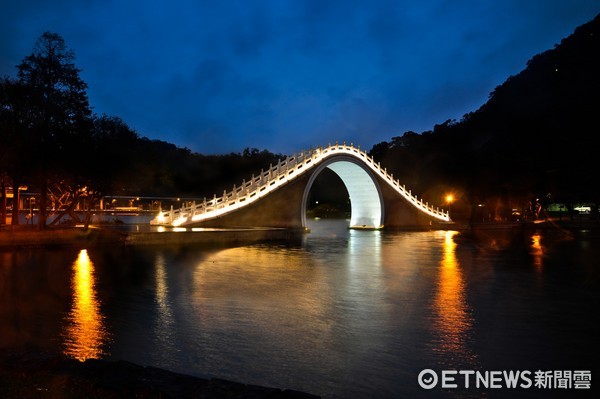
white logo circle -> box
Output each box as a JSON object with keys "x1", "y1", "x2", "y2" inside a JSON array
[{"x1": 418, "y1": 369, "x2": 438, "y2": 389}]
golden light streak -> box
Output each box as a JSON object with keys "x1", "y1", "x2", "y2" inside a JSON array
[
  {"x1": 63, "y1": 249, "x2": 109, "y2": 361},
  {"x1": 530, "y1": 234, "x2": 543, "y2": 268},
  {"x1": 434, "y1": 231, "x2": 472, "y2": 355}
]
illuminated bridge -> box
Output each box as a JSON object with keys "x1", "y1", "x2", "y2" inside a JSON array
[{"x1": 150, "y1": 143, "x2": 451, "y2": 229}]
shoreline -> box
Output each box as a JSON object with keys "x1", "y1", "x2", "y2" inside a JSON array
[
  {"x1": 1, "y1": 218, "x2": 598, "y2": 248},
  {"x1": 0, "y1": 226, "x2": 127, "y2": 248},
  {"x1": 0, "y1": 350, "x2": 320, "y2": 398},
  {"x1": 0, "y1": 225, "x2": 308, "y2": 249}
]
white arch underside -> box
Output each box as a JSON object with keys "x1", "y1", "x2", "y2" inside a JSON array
[{"x1": 325, "y1": 162, "x2": 383, "y2": 228}]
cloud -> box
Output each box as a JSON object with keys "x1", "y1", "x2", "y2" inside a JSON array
[{"x1": 1, "y1": 0, "x2": 599, "y2": 154}]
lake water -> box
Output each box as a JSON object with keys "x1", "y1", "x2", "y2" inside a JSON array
[{"x1": 1, "y1": 220, "x2": 598, "y2": 398}]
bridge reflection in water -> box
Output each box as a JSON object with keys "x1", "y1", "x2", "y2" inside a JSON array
[
  {"x1": 62, "y1": 249, "x2": 109, "y2": 361},
  {"x1": 153, "y1": 253, "x2": 177, "y2": 362}
]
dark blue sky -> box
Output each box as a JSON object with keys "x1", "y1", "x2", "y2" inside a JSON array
[{"x1": 2, "y1": 1, "x2": 599, "y2": 154}]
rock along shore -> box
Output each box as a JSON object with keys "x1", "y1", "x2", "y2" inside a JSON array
[{"x1": 0, "y1": 350, "x2": 320, "y2": 399}]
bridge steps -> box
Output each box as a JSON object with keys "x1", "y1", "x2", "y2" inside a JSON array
[{"x1": 150, "y1": 143, "x2": 450, "y2": 227}]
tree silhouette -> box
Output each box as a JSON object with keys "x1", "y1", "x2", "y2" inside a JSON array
[
  {"x1": 0, "y1": 77, "x2": 38, "y2": 225},
  {"x1": 15, "y1": 32, "x2": 93, "y2": 228}
]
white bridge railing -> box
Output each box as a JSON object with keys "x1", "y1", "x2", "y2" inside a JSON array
[{"x1": 150, "y1": 143, "x2": 451, "y2": 227}]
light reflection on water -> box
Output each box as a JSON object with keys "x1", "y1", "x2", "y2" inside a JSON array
[
  {"x1": 432, "y1": 230, "x2": 475, "y2": 366},
  {"x1": 62, "y1": 249, "x2": 110, "y2": 361},
  {"x1": 530, "y1": 233, "x2": 543, "y2": 268},
  {"x1": 153, "y1": 253, "x2": 177, "y2": 359},
  {"x1": 1, "y1": 221, "x2": 598, "y2": 398}
]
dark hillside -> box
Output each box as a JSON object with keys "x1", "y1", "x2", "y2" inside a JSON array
[{"x1": 370, "y1": 13, "x2": 600, "y2": 219}]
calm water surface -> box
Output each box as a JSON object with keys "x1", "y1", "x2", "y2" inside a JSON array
[{"x1": 1, "y1": 220, "x2": 598, "y2": 398}]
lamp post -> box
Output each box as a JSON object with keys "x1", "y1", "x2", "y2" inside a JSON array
[
  {"x1": 28, "y1": 197, "x2": 35, "y2": 225},
  {"x1": 445, "y1": 194, "x2": 454, "y2": 218}
]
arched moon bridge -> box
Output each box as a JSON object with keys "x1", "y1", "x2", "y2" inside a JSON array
[{"x1": 150, "y1": 143, "x2": 451, "y2": 229}]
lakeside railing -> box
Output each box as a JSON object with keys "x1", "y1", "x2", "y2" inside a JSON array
[{"x1": 150, "y1": 143, "x2": 451, "y2": 226}]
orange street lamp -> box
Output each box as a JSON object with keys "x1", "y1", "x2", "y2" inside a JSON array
[{"x1": 445, "y1": 194, "x2": 454, "y2": 216}]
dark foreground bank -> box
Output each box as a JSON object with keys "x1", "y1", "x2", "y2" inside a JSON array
[
  {"x1": 0, "y1": 226, "x2": 308, "y2": 248},
  {"x1": 0, "y1": 351, "x2": 320, "y2": 399},
  {"x1": 0, "y1": 226, "x2": 126, "y2": 248}
]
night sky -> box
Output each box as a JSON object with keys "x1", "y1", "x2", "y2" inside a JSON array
[{"x1": 2, "y1": 1, "x2": 599, "y2": 155}]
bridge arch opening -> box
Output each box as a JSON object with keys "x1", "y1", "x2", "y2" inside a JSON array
[
  {"x1": 302, "y1": 157, "x2": 384, "y2": 229},
  {"x1": 305, "y1": 167, "x2": 350, "y2": 220}
]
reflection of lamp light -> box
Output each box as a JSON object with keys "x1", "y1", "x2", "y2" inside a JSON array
[
  {"x1": 434, "y1": 230, "x2": 472, "y2": 356},
  {"x1": 531, "y1": 234, "x2": 543, "y2": 268},
  {"x1": 63, "y1": 249, "x2": 108, "y2": 361}
]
